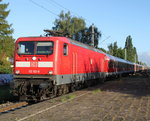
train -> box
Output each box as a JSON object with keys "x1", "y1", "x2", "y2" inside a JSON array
[{"x1": 12, "y1": 36, "x2": 145, "y2": 101}]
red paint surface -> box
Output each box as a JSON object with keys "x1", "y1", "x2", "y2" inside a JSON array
[{"x1": 14, "y1": 37, "x2": 143, "y2": 76}]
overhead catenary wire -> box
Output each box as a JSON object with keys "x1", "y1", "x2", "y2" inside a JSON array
[
  {"x1": 29, "y1": 0, "x2": 59, "y2": 17},
  {"x1": 47, "y1": 0, "x2": 71, "y2": 12},
  {"x1": 100, "y1": 36, "x2": 111, "y2": 45},
  {"x1": 29, "y1": 0, "x2": 114, "y2": 48},
  {"x1": 45, "y1": 0, "x2": 93, "y2": 24},
  {"x1": 45, "y1": 0, "x2": 115, "y2": 46},
  {"x1": 46, "y1": 0, "x2": 115, "y2": 43}
]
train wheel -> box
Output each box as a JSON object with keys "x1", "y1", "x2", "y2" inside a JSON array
[
  {"x1": 57, "y1": 86, "x2": 63, "y2": 96},
  {"x1": 63, "y1": 84, "x2": 69, "y2": 94},
  {"x1": 84, "y1": 80, "x2": 91, "y2": 88},
  {"x1": 118, "y1": 74, "x2": 122, "y2": 78},
  {"x1": 52, "y1": 86, "x2": 57, "y2": 98},
  {"x1": 70, "y1": 83, "x2": 76, "y2": 92},
  {"x1": 100, "y1": 78, "x2": 105, "y2": 83}
]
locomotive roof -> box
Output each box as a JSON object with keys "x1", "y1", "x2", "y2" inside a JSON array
[
  {"x1": 69, "y1": 39, "x2": 135, "y2": 65},
  {"x1": 68, "y1": 39, "x2": 134, "y2": 65},
  {"x1": 16, "y1": 36, "x2": 69, "y2": 43},
  {"x1": 106, "y1": 54, "x2": 134, "y2": 65},
  {"x1": 68, "y1": 38, "x2": 105, "y2": 54}
]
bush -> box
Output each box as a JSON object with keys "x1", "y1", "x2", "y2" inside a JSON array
[
  {"x1": 0, "y1": 58, "x2": 13, "y2": 74},
  {"x1": 0, "y1": 65, "x2": 12, "y2": 74}
]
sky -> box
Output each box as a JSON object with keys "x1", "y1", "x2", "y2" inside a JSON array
[{"x1": 3, "y1": 0, "x2": 150, "y2": 66}]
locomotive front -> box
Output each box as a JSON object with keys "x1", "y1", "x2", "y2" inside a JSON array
[{"x1": 13, "y1": 37, "x2": 57, "y2": 101}]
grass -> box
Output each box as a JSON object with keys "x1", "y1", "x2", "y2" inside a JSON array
[
  {"x1": 61, "y1": 94, "x2": 76, "y2": 102},
  {"x1": 0, "y1": 85, "x2": 15, "y2": 103},
  {"x1": 92, "y1": 89, "x2": 102, "y2": 94}
]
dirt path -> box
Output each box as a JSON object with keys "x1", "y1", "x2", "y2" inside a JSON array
[{"x1": 0, "y1": 72, "x2": 150, "y2": 121}]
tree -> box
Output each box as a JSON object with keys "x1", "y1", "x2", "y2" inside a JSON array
[
  {"x1": 117, "y1": 47, "x2": 124, "y2": 59},
  {"x1": 52, "y1": 11, "x2": 86, "y2": 38},
  {"x1": 106, "y1": 35, "x2": 141, "y2": 63},
  {"x1": 47, "y1": 11, "x2": 101, "y2": 48},
  {"x1": 98, "y1": 47, "x2": 107, "y2": 53},
  {"x1": 86, "y1": 25, "x2": 101, "y2": 48},
  {"x1": 108, "y1": 43, "x2": 113, "y2": 55},
  {"x1": 133, "y1": 47, "x2": 138, "y2": 63},
  {"x1": 107, "y1": 41, "x2": 125, "y2": 59},
  {"x1": 107, "y1": 41, "x2": 118, "y2": 56},
  {"x1": 0, "y1": 1, "x2": 14, "y2": 73},
  {"x1": 124, "y1": 35, "x2": 138, "y2": 62},
  {"x1": 113, "y1": 42, "x2": 118, "y2": 57}
]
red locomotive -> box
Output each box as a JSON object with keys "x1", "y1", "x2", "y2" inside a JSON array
[{"x1": 13, "y1": 36, "x2": 144, "y2": 101}]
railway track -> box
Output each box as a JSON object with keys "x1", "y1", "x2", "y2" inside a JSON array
[
  {"x1": 0, "y1": 72, "x2": 149, "y2": 116},
  {"x1": 0, "y1": 101, "x2": 28, "y2": 114}
]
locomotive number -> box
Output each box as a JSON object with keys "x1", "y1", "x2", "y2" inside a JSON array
[{"x1": 28, "y1": 70, "x2": 40, "y2": 73}]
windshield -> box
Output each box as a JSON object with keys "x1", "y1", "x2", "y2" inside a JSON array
[{"x1": 18, "y1": 41, "x2": 54, "y2": 55}]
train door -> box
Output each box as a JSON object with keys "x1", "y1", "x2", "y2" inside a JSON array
[
  {"x1": 72, "y1": 52, "x2": 78, "y2": 80},
  {"x1": 104, "y1": 55, "x2": 109, "y2": 73},
  {"x1": 60, "y1": 43, "x2": 71, "y2": 75},
  {"x1": 101, "y1": 56, "x2": 104, "y2": 72},
  {"x1": 101, "y1": 56, "x2": 107, "y2": 79}
]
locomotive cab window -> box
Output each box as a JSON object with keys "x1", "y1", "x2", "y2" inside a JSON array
[
  {"x1": 36, "y1": 42, "x2": 53, "y2": 55},
  {"x1": 18, "y1": 41, "x2": 34, "y2": 55},
  {"x1": 17, "y1": 41, "x2": 54, "y2": 55},
  {"x1": 63, "y1": 43, "x2": 68, "y2": 56}
]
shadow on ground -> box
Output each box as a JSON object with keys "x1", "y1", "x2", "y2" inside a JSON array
[
  {"x1": 1, "y1": 71, "x2": 150, "y2": 103},
  {"x1": 87, "y1": 70, "x2": 150, "y2": 98},
  {"x1": 0, "y1": 85, "x2": 17, "y2": 104}
]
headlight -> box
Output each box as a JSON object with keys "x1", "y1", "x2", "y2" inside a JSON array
[
  {"x1": 15, "y1": 70, "x2": 20, "y2": 74},
  {"x1": 48, "y1": 71, "x2": 53, "y2": 75}
]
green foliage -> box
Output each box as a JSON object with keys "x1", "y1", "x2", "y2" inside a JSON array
[
  {"x1": 61, "y1": 94, "x2": 76, "y2": 102},
  {"x1": 125, "y1": 35, "x2": 138, "y2": 62},
  {"x1": 107, "y1": 35, "x2": 139, "y2": 63},
  {"x1": 138, "y1": 61, "x2": 147, "y2": 66},
  {"x1": 117, "y1": 47, "x2": 124, "y2": 59},
  {"x1": 108, "y1": 43, "x2": 113, "y2": 55},
  {"x1": 0, "y1": 58, "x2": 12, "y2": 74},
  {"x1": 80, "y1": 25, "x2": 101, "y2": 48},
  {"x1": 98, "y1": 47, "x2": 107, "y2": 53},
  {"x1": 53, "y1": 11, "x2": 86, "y2": 37},
  {"x1": 0, "y1": 2, "x2": 13, "y2": 36},
  {"x1": 113, "y1": 42, "x2": 118, "y2": 57},
  {"x1": 0, "y1": 1, "x2": 14, "y2": 73},
  {"x1": 0, "y1": 36, "x2": 14, "y2": 57},
  {"x1": 51, "y1": 11, "x2": 101, "y2": 47},
  {"x1": 92, "y1": 89, "x2": 101, "y2": 94},
  {"x1": 107, "y1": 41, "x2": 124, "y2": 59}
]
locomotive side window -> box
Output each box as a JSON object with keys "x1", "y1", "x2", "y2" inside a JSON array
[{"x1": 63, "y1": 43, "x2": 68, "y2": 56}]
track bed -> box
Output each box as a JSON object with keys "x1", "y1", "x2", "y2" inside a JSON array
[{"x1": 0, "y1": 72, "x2": 150, "y2": 121}]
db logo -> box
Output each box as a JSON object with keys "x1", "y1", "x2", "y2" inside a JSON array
[{"x1": 30, "y1": 62, "x2": 38, "y2": 67}]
